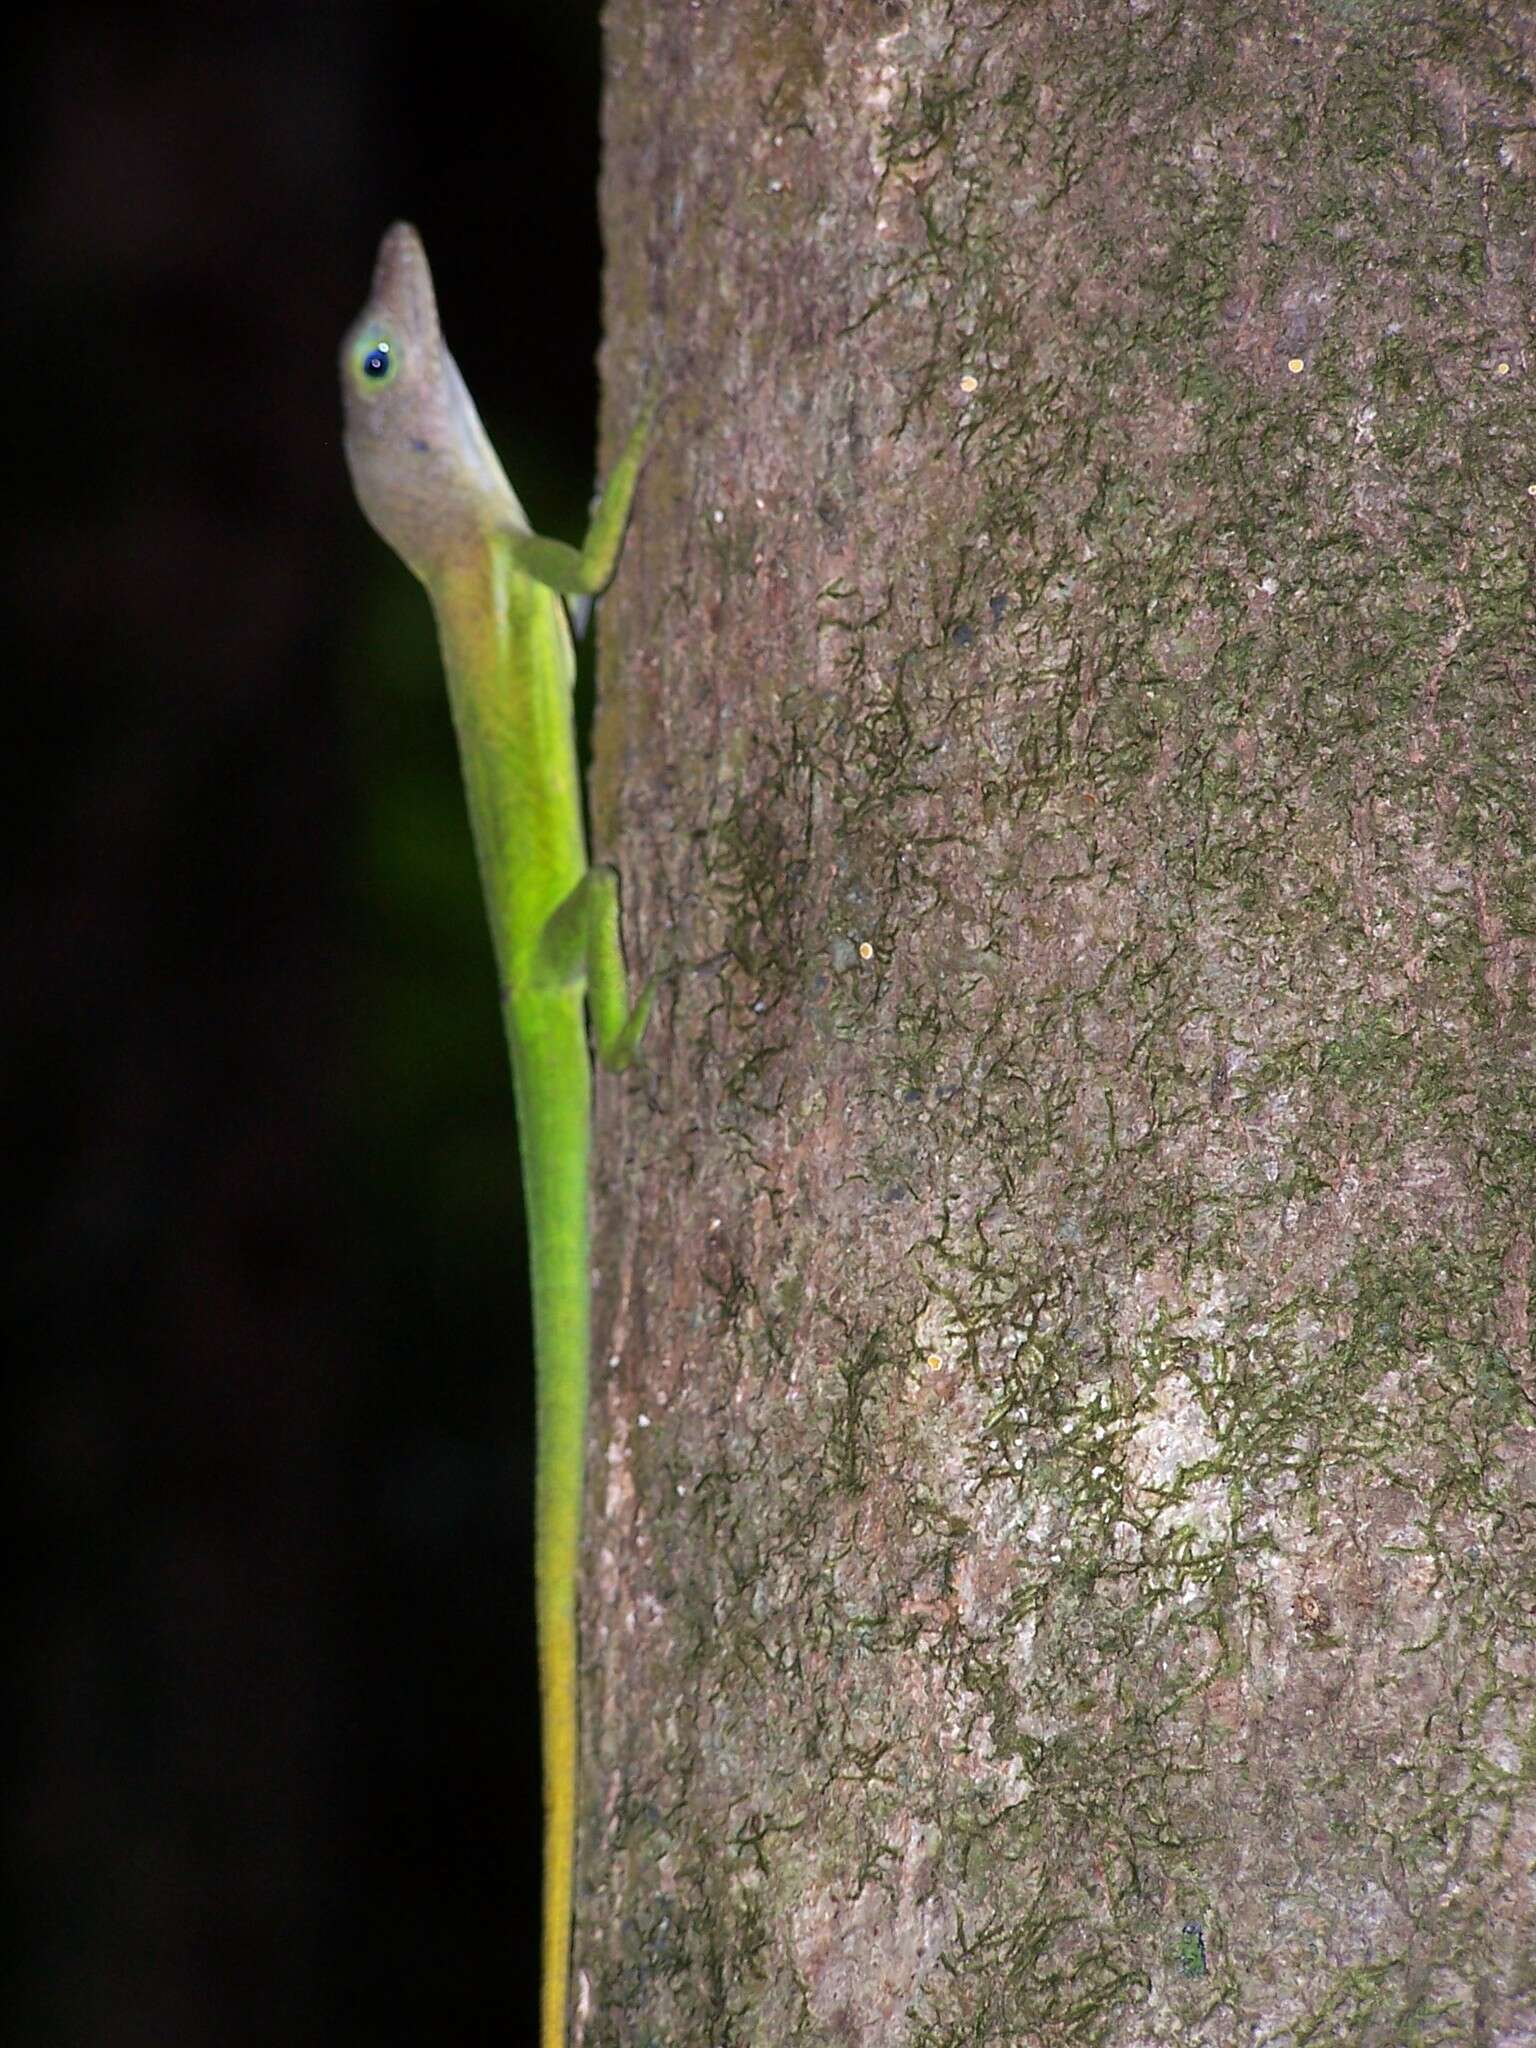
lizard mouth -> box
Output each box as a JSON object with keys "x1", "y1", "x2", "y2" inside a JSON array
[{"x1": 370, "y1": 220, "x2": 439, "y2": 333}]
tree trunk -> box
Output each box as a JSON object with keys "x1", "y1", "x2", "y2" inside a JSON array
[{"x1": 587, "y1": 5, "x2": 1536, "y2": 2041}]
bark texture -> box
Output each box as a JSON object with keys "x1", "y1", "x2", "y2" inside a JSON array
[{"x1": 588, "y1": 4, "x2": 1536, "y2": 2042}]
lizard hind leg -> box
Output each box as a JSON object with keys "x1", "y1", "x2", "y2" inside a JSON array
[{"x1": 535, "y1": 865, "x2": 654, "y2": 1072}]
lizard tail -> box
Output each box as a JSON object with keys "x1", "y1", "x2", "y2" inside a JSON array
[{"x1": 508, "y1": 991, "x2": 594, "y2": 2048}]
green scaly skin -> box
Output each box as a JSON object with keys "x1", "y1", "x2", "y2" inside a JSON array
[{"x1": 340, "y1": 222, "x2": 653, "y2": 2048}]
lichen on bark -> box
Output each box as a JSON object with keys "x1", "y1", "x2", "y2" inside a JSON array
[{"x1": 588, "y1": 3, "x2": 1536, "y2": 2042}]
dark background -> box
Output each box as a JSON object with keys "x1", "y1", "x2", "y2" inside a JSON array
[{"x1": 7, "y1": 4, "x2": 605, "y2": 2039}]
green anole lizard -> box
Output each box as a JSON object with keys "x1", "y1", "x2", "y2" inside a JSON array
[{"x1": 340, "y1": 222, "x2": 653, "y2": 2048}]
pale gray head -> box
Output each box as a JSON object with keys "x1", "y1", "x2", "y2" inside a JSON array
[{"x1": 339, "y1": 222, "x2": 522, "y2": 582}]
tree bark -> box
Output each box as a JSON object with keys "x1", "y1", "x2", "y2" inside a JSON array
[{"x1": 588, "y1": 4, "x2": 1536, "y2": 2042}]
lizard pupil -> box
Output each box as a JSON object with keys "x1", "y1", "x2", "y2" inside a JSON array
[{"x1": 362, "y1": 341, "x2": 392, "y2": 379}]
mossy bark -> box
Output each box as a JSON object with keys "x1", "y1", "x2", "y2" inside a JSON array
[{"x1": 587, "y1": 4, "x2": 1536, "y2": 2042}]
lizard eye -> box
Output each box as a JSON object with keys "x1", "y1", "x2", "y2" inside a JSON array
[{"x1": 353, "y1": 329, "x2": 399, "y2": 387}]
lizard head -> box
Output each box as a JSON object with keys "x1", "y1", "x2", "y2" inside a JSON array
[{"x1": 340, "y1": 222, "x2": 521, "y2": 582}]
